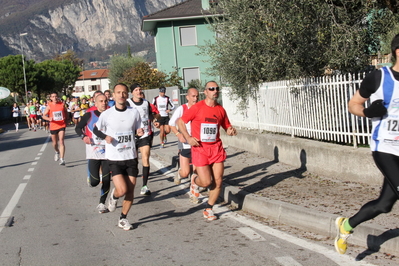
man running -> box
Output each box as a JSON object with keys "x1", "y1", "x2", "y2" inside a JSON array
[
  {"x1": 127, "y1": 83, "x2": 160, "y2": 196},
  {"x1": 152, "y1": 86, "x2": 175, "y2": 148},
  {"x1": 42, "y1": 92, "x2": 68, "y2": 165},
  {"x1": 169, "y1": 88, "x2": 199, "y2": 189},
  {"x1": 75, "y1": 93, "x2": 111, "y2": 213},
  {"x1": 177, "y1": 81, "x2": 237, "y2": 220},
  {"x1": 94, "y1": 84, "x2": 144, "y2": 231},
  {"x1": 334, "y1": 33, "x2": 399, "y2": 254}
]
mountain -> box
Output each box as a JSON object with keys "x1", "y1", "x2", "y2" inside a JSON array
[{"x1": 0, "y1": 0, "x2": 184, "y2": 62}]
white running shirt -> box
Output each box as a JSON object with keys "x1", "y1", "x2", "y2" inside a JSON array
[{"x1": 95, "y1": 106, "x2": 142, "y2": 161}]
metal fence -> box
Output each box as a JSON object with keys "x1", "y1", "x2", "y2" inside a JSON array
[{"x1": 222, "y1": 73, "x2": 372, "y2": 147}]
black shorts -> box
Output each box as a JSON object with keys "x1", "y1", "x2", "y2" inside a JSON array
[
  {"x1": 37, "y1": 115, "x2": 42, "y2": 120},
  {"x1": 158, "y1": 116, "x2": 170, "y2": 126},
  {"x1": 50, "y1": 127, "x2": 66, "y2": 135},
  {"x1": 108, "y1": 158, "x2": 138, "y2": 177},
  {"x1": 136, "y1": 135, "x2": 153, "y2": 148},
  {"x1": 13, "y1": 117, "x2": 19, "y2": 123},
  {"x1": 180, "y1": 148, "x2": 191, "y2": 159}
]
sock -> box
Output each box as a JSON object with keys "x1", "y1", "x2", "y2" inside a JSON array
[
  {"x1": 205, "y1": 203, "x2": 213, "y2": 210},
  {"x1": 343, "y1": 219, "x2": 353, "y2": 232},
  {"x1": 120, "y1": 213, "x2": 127, "y2": 220},
  {"x1": 142, "y1": 166, "x2": 150, "y2": 186},
  {"x1": 16, "y1": 123, "x2": 19, "y2": 130}
]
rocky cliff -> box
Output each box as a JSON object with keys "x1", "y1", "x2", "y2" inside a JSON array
[{"x1": 0, "y1": 0, "x2": 184, "y2": 61}]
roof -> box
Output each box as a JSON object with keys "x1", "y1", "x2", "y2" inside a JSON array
[
  {"x1": 77, "y1": 69, "x2": 109, "y2": 80},
  {"x1": 142, "y1": 0, "x2": 220, "y2": 32}
]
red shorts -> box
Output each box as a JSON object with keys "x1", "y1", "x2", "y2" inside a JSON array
[
  {"x1": 192, "y1": 141, "x2": 226, "y2": 167},
  {"x1": 29, "y1": 114, "x2": 37, "y2": 119}
]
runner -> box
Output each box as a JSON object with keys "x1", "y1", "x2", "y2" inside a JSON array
[
  {"x1": 42, "y1": 92, "x2": 68, "y2": 166},
  {"x1": 169, "y1": 88, "x2": 199, "y2": 190},
  {"x1": 11, "y1": 102, "x2": 20, "y2": 132},
  {"x1": 23, "y1": 102, "x2": 31, "y2": 130},
  {"x1": 127, "y1": 83, "x2": 160, "y2": 196},
  {"x1": 75, "y1": 93, "x2": 111, "y2": 213},
  {"x1": 93, "y1": 83, "x2": 144, "y2": 230},
  {"x1": 29, "y1": 100, "x2": 38, "y2": 131},
  {"x1": 177, "y1": 81, "x2": 237, "y2": 220},
  {"x1": 334, "y1": 33, "x2": 399, "y2": 255},
  {"x1": 152, "y1": 86, "x2": 175, "y2": 148}
]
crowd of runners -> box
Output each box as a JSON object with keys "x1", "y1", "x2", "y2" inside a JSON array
[{"x1": 10, "y1": 81, "x2": 237, "y2": 231}]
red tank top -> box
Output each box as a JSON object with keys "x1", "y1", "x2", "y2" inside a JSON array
[{"x1": 49, "y1": 102, "x2": 66, "y2": 130}]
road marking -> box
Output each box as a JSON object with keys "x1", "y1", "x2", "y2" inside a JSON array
[
  {"x1": 149, "y1": 155, "x2": 376, "y2": 266},
  {"x1": 38, "y1": 153, "x2": 43, "y2": 156},
  {"x1": 217, "y1": 207, "x2": 376, "y2": 266},
  {"x1": 35, "y1": 157, "x2": 40, "y2": 160},
  {"x1": 0, "y1": 184, "x2": 27, "y2": 233},
  {"x1": 270, "y1": 243, "x2": 281, "y2": 249},
  {"x1": 23, "y1": 175, "x2": 31, "y2": 180},
  {"x1": 39, "y1": 136, "x2": 50, "y2": 152},
  {"x1": 238, "y1": 227, "x2": 266, "y2": 241},
  {"x1": 31, "y1": 162, "x2": 37, "y2": 165},
  {"x1": 275, "y1": 256, "x2": 303, "y2": 266},
  {"x1": 28, "y1": 168, "x2": 34, "y2": 172}
]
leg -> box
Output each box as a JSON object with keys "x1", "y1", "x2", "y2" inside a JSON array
[
  {"x1": 159, "y1": 125, "x2": 165, "y2": 144},
  {"x1": 87, "y1": 159, "x2": 101, "y2": 187},
  {"x1": 58, "y1": 129, "x2": 66, "y2": 160},
  {"x1": 139, "y1": 145, "x2": 151, "y2": 187},
  {"x1": 179, "y1": 155, "x2": 191, "y2": 178},
  {"x1": 100, "y1": 160, "x2": 111, "y2": 204},
  {"x1": 206, "y1": 162, "x2": 224, "y2": 206},
  {"x1": 121, "y1": 175, "x2": 137, "y2": 216},
  {"x1": 51, "y1": 133, "x2": 59, "y2": 153}
]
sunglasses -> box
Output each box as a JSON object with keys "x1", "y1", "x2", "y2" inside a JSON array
[{"x1": 207, "y1": 87, "x2": 220, "y2": 91}]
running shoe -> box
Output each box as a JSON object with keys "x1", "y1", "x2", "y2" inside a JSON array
[
  {"x1": 334, "y1": 217, "x2": 352, "y2": 254},
  {"x1": 190, "y1": 174, "x2": 200, "y2": 203},
  {"x1": 59, "y1": 159, "x2": 65, "y2": 165},
  {"x1": 164, "y1": 136, "x2": 167, "y2": 143},
  {"x1": 160, "y1": 142, "x2": 165, "y2": 148},
  {"x1": 118, "y1": 218, "x2": 133, "y2": 231},
  {"x1": 97, "y1": 203, "x2": 108, "y2": 213},
  {"x1": 203, "y1": 208, "x2": 217, "y2": 221},
  {"x1": 54, "y1": 152, "x2": 59, "y2": 161},
  {"x1": 174, "y1": 170, "x2": 181, "y2": 185},
  {"x1": 108, "y1": 188, "x2": 118, "y2": 212},
  {"x1": 29, "y1": 128, "x2": 31, "y2": 131},
  {"x1": 140, "y1": 185, "x2": 151, "y2": 196}
]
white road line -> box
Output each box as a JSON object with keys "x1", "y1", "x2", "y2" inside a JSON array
[
  {"x1": 23, "y1": 175, "x2": 31, "y2": 180},
  {"x1": 149, "y1": 156, "x2": 375, "y2": 266},
  {"x1": 218, "y1": 207, "x2": 376, "y2": 266},
  {"x1": 39, "y1": 135, "x2": 50, "y2": 152},
  {"x1": 31, "y1": 162, "x2": 37, "y2": 165},
  {"x1": 38, "y1": 153, "x2": 43, "y2": 156},
  {"x1": 270, "y1": 243, "x2": 281, "y2": 249},
  {"x1": 28, "y1": 168, "x2": 34, "y2": 172},
  {"x1": 275, "y1": 256, "x2": 303, "y2": 266},
  {"x1": 35, "y1": 157, "x2": 40, "y2": 160},
  {"x1": 0, "y1": 183, "x2": 27, "y2": 233},
  {"x1": 237, "y1": 227, "x2": 266, "y2": 241}
]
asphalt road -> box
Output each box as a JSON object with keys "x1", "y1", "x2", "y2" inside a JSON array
[{"x1": 0, "y1": 124, "x2": 379, "y2": 266}]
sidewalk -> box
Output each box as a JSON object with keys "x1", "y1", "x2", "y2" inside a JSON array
[{"x1": 149, "y1": 130, "x2": 399, "y2": 257}]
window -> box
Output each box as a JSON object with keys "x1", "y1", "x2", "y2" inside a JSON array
[
  {"x1": 74, "y1": 86, "x2": 83, "y2": 93},
  {"x1": 183, "y1": 67, "x2": 200, "y2": 87},
  {"x1": 180, "y1": 26, "x2": 197, "y2": 46},
  {"x1": 89, "y1": 85, "x2": 99, "y2": 91}
]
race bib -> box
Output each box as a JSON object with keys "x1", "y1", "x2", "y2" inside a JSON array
[
  {"x1": 115, "y1": 131, "x2": 133, "y2": 152},
  {"x1": 53, "y1": 111, "x2": 64, "y2": 121},
  {"x1": 159, "y1": 104, "x2": 166, "y2": 110},
  {"x1": 200, "y1": 123, "x2": 217, "y2": 142}
]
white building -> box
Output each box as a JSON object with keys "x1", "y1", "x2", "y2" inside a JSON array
[{"x1": 73, "y1": 69, "x2": 110, "y2": 97}]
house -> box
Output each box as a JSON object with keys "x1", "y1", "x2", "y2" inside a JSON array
[
  {"x1": 141, "y1": 0, "x2": 219, "y2": 89},
  {"x1": 73, "y1": 69, "x2": 110, "y2": 97}
]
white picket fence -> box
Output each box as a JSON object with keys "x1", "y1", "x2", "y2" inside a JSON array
[{"x1": 221, "y1": 73, "x2": 372, "y2": 147}]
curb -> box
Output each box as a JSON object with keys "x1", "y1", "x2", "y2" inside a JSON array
[{"x1": 151, "y1": 146, "x2": 399, "y2": 257}]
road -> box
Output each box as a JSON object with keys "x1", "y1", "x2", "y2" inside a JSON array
[{"x1": 0, "y1": 125, "x2": 379, "y2": 266}]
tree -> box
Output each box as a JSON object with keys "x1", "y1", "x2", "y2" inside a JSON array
[
  {"x1": 202, "y1": 0, "x2": 396, "y2": 105},
  {"x1": 0, "y1": 54, "x2": 36, "y2": 104},
  {"x1": 119, "y1": 62, "x2": 183, "y2": 89},
  {"x1": 53, "y1": 50, "x2": 84, "y2": 67},
  {"x1": 35, "y1": 59, "x2": 81, "y2": 96},
  {"x1": 108, "y1": 55, "x2": 144, "y2": 88}
]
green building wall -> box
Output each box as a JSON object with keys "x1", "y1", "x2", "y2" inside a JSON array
[{"x1": 154, "y1": 18, "x2": 217, "y2": 89}]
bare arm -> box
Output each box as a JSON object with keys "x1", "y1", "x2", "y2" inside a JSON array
[
  {"x1": 348, "y1": 90, "x2": 368, "y2": 117},
  {"x1": 42, "y1": 106, "x2": 51, "y2": 121}
]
